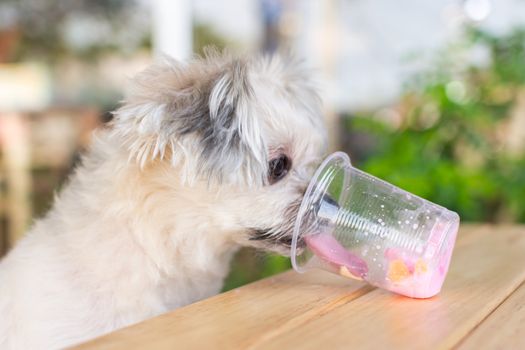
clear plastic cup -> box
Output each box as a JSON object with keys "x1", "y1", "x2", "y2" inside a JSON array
[{"x1": 291, "y1": 152, "x2": 460, "y2": 298}]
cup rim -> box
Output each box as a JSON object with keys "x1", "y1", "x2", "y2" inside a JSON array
[{"x1": 291, "y1": 151, "x2": 351, "y2": 273}]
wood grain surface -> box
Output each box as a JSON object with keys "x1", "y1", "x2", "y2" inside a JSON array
[{"x1": 73, "y1": 225, "x2": 525, "y2": 350}]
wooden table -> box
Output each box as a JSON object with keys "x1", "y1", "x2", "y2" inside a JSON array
[{"x1": 75, "y1": 225, "x2": 525, "y2": 349}]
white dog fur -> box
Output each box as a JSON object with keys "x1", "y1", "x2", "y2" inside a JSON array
[{"x1": 0, "y1": 50, "x2": 326, "y2": 349}]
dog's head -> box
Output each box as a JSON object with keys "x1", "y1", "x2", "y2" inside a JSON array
[{"x1": 113, "y1": 49, "x2": 326, "y2": 255}]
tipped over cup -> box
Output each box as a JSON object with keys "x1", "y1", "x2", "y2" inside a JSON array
[{"x1": 291, "y1": 152, "x2": 460, "y2": 298}]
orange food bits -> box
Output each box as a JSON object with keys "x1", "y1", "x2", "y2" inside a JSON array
[
  {"x1": 387, "y1": 259, "x2": 410, "y2": 282},
  {"x1": 415, "y1": 259, "x2": 428, "y2": 274}
]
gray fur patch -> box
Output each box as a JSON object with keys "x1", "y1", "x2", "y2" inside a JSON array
[{"x1": 113, "y1": 51, "x2": 264, "y2": 185}]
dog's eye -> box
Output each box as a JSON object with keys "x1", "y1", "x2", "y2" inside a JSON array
[{"x1": 268, "y1": 155, "x2": 291, "y2": 184}]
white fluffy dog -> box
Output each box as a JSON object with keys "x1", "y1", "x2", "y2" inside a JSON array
[{"x1": 0, "y1": 50, "x2": 326, "y2": 349}]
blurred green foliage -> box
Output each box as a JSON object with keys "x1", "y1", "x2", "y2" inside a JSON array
[
  {"x1": 347, "y1": 27, "x2": 525, "y2": 223},
  {"x1": 193, "y1": 24, "x2": 228, "y2": 56},
  {"x1": 222, "y1": 249, "x2": 290, "y2": 292}
]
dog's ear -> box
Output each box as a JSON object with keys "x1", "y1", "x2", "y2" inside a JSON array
[{"x1": 112, "y1": 53, "x2": 267, "y2": 186}]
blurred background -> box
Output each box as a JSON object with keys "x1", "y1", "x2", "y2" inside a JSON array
[{"x1": 1, "y1": 0, "x2": 525, "y2": 290}]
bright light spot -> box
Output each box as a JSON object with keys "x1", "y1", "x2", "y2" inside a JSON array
[
  {"x1": 446, "y1": 81, "x2": 467, "y2": 103},
  {"x1": 464, "y1": 0, "x2": 492, "y2": 21}
]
